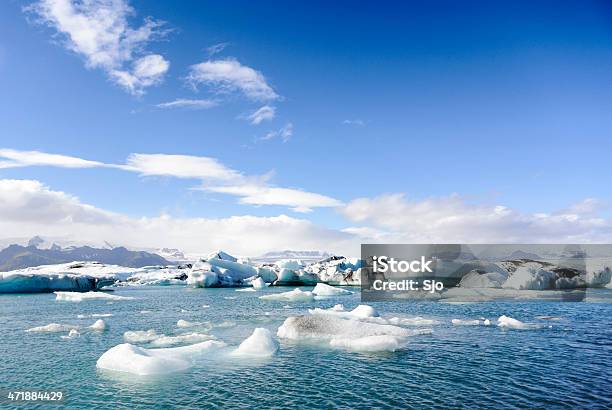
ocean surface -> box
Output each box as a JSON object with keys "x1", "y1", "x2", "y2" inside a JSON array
[{"x1": 1, "y1": 286, "x2": 611, "y2": 409}]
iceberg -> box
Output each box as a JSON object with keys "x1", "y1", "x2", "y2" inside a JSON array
[
  {"x1": 232, "y1": 328, "x2": 279, "y2": 357},
  {"x1": 54, "y1": 291, "x2": 134, "y2": 302},
  {"x1": 251, "y1": 277, "x2": 267, "y2": 289},
  {"x1": 26, "y1": 323, "x2": 78, "y2": 333},
  {"x1": 497, "y1": 315, "x2": 540, "y2": 330},
  {"x1": 459, "y1": 270, "x2": 506, "y2": 288},
  {"x1": 90, "y1": 319, "x2": 107, "y2": 331},
  {"x1": 311, "y1": 283, "x2": 353, "y2": 296},
  {"x1": 308, "y1": 304, "x2": 379, "y2": 320},
  {"x1": 96, "y1": 340, "x2": 226, "y2": 376},
  {"x1": 277, "y1": 315, "x2": 431, "y2": 352},
  {"x1": 124, "y1": 330, "x2": 160, "y2": 343},
  {"x1": 0, "y1": 262, "x2": 134, "y2": 293},
  {"x1": 259, "y1": 288, "x2": 314, "y2": 302}
]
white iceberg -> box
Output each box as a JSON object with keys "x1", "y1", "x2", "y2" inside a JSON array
[
  {"x1": 0, "y1": 262, "x2": 136, "y2": 293},
  {"x1": 124, "y1": 330, "x2": 160, "y2": 343},
  {"x1": 308, "y1": 304, "x2": 379, "y2": 320},
  {"x1": 54, "y1": 291, "x2": 134, "y2": 302},
  {"x1": 259, "y1": 288, "x2": 314, "y2": 302},
  {"x1": 26, "y1": 323, "x2": 78, "y2": 333},
  {"x1": 311, "y1": 283, "x2": 353, "y2": 296},
  {"x1": 96, "y1": 340, "x2": 226, "y2": 376},
  {"x1": 90, "y1": 319, "x2": 107, "y2": 331},
  {"x1": 232, "y1": 328, "x2": 279, "y2": 357},
  {"x1": 150, "y1": 333, "x2": 215, "y2": 348},
  {"x1": 277, "y1": 315, "x2": 430, "y2": 352},
  {"x1": 251, "y1": 277, "x2": 267, "y2": 289},
  {"x1": 497, "y1": 315, "x2": 540, "y2": 330}
]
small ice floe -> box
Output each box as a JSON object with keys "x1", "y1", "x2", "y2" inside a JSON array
[
  {"x1": 90, "y1": 319, "x2": 107, "y2": 331},
  {"x1": 177, "y1": 319, "x2": 196, "y2": 328},
  {"x1": 26, "y1": 323, "x2": 78, "y2": 333},
  {"x1": 497, "y1": 315, "x2": 540, "y2": 330},
  {"x1": 224, "y1": 296, "x2": 237, "y2": 300},
  {"x1": 60, "y1": 329, "x2": 81, "y2": 340},
  {"x1": 452, "y1": 319, "x2": 483, "y2": 326},
  {"x1": 140, "y1": 310, "x2": 152, "y2": 314},
  {"x1": 277, "y1": 315, "x2": 431, "y2": 353},
  {"x1": 201, "y1": 305, "x2": 210, "y2": 308},
  {"x1": 232, "y1": 328, "x2": 279, "y2": 357},
  {"x1": 311, "y1": 283, "x2": 353, "y2": 296},
  {"x1": 77, "y1": 313, "x2": 113, "y2": 318},
  {"x1": 259, "y1": 288, "x2": 314, "y2": 302},
  {"x1": 150, "y1": 333, "x2": 215, "y2": 348},
  {"x1": 96, "y1": 340, "x2": 226, "y2": 376},
  {"x1": 54, "y1": 291, "x2": 134, "y2": 302},
  {"x1": 124, "y1": 330, "x2": 160, "y2": 343},
  {"x1": 236, "y1": 288, "x2": 256, "y2": 292}
]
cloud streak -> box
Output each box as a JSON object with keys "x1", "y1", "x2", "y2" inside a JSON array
[{"x1": 156, "y1": 99, "x2": 217, "y2": 109}]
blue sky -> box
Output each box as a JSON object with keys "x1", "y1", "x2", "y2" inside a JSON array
[{"x1": 0, "y1": 1, "x2": 611, "y2": 255}]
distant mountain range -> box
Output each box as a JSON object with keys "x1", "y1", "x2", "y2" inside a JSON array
[{"x1": 0, "y1": 242, "x2": 170, "y2": 271}]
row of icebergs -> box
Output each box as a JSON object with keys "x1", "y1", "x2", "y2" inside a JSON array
[
  {"x1": 0, "y1": 251, "x2": 364, "y2": 293},
  {"x1": 2, "y1": 251, "x2": 612, "y2": 293}
]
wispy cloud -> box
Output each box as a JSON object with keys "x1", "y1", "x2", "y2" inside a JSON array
[
  {"x1": 187, "y1": 58, "x2": 279, "y2": 101},
  {"x1": 262, "y1": 123, "x2": 293, "y2": 142},
  {"x1": 247, "y1": 105, "x2": 276, "y2": 124},
  {"x1": 206, "y1": 42, "x2": 229, "y2": 57},
  {"x1": 156, "y1": 98, "x2": 217, "y2": 109},
  {"x1": 0, "y1": 148, "x2": 340, "y2": 212},
  {"x1": 342, "y1": 119, "x2": 365, "y2": 126},
  {"x1": 26, "y1": 0, "x2": 170, "y2": 95}
]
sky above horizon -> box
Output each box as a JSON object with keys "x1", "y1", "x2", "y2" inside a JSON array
[{"x1": 1, "y1": 0, "x2": 612, "y2": 256}]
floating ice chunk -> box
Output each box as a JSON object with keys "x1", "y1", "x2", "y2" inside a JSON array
[
  {"x1": 177, "y1": 319, "x2": 199, "y2": 328},
  {"x1": 259, "y1": 288, "x2": 314, "y2": 302},
  {"x1": 387, "y1": 317, "x2": 440, "y2": 326},
  {"x1": 201, "y1": 305, "x2": 210, "y2": 308},
  {"x1": 54, "y1": 291, "x2": 134, "y2": 302},
  {"x1": 252, "y1": 277, "x2": 267, "y2": 289},
  {"x1": 68, "y1": 329, "x2": 80, "y2": 337},
  {"x1": 497, "y1": 315, "x2": 540, "y2": 330},
  {"x1": 26, "y1": 323, "x2": 78, "y2": 333},
  {"x1": 275, "y1": 259, "x2": 305, "y2": 270},
  {"x1": 78, "y1": 313, "x2": 113, "y2": 318},
  {"x1": 277, "y1": 315, "x2": 429, "y2": 345},
  {"x1": 236, "y1": 288, "x2": 256, "y2": 292},
  {"x1": 329, "y1": 335, "x2": 405, "y2": 352},
  {"x1": 312, "y1": 283, "x2": 353, "y2": 296},
  {"x1": 124, "y1": 330, "x2": 160, "y2": 343},
  {"x1": 483, "y1": 319, "x2": 491, "y2": 326},
  {"x1": 96, "y1": 340, "x2": 226, "y2": 376},
  {"x1": 90, "y1": 319, "x2": 107, "y2": 331},
  {"x1": 308, "y1": 304, "x2": 379, "y2": 320},
  {"x1": 150, "y1": 333, "x2": 215, "y2": 347},
  {"x1": 232, "y1": 328, "x2": 279, "y2": 357},
  {"x1": 452, "y1": 319, "x2": 482, "y2": 326}
]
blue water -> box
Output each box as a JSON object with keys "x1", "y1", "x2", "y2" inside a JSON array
[{"x1": 1, "y1": 286, "x2": 611, "y2": 409}]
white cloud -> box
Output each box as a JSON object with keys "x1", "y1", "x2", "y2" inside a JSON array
[
  {"x1": 247, "y1": 105, "x2": 275, "y2": 125},
  {"x1": 342, "y1": 119, "x2": 365, "y2": 126},
  {"x1": 0, "y1": 148, "x2": 106, "y2": 169},
  {"x1": 187, "y1": 58, "x2": 279, "y2": 101},
  {"x1": 156, "y1": 99, "x2": 217, "y2": 109},
  {"x1": 262, "y1": 123, "x2": 293, "y2": 142},
  {"x1": 0, "y1": 149, "x2": 343, "y2": 212},
  {"x1": 341, "y1": 193, "x2": 612, "y2": 243},
  {"x1": 27, "y1": 0, "x2": 169, "y2": 95},
  {"x1": 205, "y1": 184, "x2": 344, "y2": 213},
  {"x1": 0, "y1": 179, "x2": 356, "y2": 256},
  {"x1": 125, "y1": 153, "x2": 243, "y2": 181}
]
